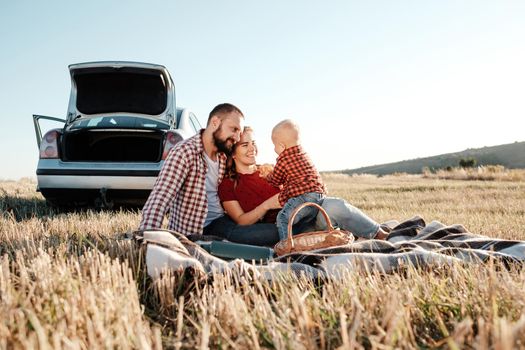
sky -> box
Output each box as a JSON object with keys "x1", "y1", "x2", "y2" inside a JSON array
[{"x1": 1, "y1": 1, "x2": 524, "y2": 180}]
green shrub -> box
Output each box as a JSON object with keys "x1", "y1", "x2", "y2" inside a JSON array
[{"x1": 459, "y1": 158, "x2": 477, "y2": 168}]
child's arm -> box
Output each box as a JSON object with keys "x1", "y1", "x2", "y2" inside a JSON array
[
  {"x1": 257, "y1": 163, "x2": 274, "y2": 179},
  {"x1": 267, "y1": 160, "x2": 286, "y2": 187}
]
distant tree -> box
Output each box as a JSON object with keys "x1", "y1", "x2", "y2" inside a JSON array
[{"x1": 459, "y1": 157, "x2": 477, "y2": 168}]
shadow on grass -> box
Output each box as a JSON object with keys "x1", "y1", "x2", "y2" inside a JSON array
[
  {"x1": 0, "y1": 194, "x2": 52, "y2": 221},
  {"x1": 0, "y1": 193, "x2": 142, "y2": 222}
]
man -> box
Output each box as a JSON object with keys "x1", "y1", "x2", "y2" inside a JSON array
[{"x1": 139, "y1": 103, "x2": 244, "y2": 235}]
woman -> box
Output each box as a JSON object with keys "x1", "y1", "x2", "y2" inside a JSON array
[{"x1": 217, "y1": 127, "x2": 388, "y2": 246}]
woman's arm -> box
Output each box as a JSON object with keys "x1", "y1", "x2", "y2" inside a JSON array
[{"x1": 222, "y1": 194, "x2": 282, "y2": 225}]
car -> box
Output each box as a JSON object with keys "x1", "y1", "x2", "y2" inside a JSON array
[{"x1": 33, "y1": 61, "x2": 201, "y2": 208}]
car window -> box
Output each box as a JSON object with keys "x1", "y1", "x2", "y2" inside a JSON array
[{"x1": 70, "y1": 116, "x2": 170, "y2": 130}]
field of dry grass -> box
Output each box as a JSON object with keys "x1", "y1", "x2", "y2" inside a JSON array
[{"x1": 1, "y1": 175, "x2": 525, "y2": 349}]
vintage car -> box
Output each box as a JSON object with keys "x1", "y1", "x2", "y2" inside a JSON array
[{"x1": 33, "y1": 61, "x2": 201, "y2": 207}]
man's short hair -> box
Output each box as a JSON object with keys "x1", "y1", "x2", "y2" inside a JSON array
[{"x1": 207, "y1": 103, "x2": 244, "y2": 125}]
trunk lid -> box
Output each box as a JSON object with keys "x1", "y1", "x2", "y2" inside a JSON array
[{"x1": 66, "y1": 61, "x2": 175, "y2": 124}]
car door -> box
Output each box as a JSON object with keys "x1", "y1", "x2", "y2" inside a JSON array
[
  {"x1": 33, "y1": 114, "x2": 66, "y2": 148},
  {"x1": 189, "y1": 112, "x2": 202, "y2": 133}
]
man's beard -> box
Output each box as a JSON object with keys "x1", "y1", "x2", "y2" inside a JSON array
[{"x1": 213, "y1": 127, "x2": 235, "y2": 155}]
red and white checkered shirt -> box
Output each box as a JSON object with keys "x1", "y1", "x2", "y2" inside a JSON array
[
  {"x1": 267, "y1": 145, "x2": 326, "y2": 206},
  {"x1": 139, "y1": 131, "x2": 226, "y2": 235}
]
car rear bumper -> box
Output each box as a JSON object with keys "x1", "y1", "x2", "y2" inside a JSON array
[
  {"x1": 36, "y1": 159, "x2": 163, "y2": 206},
  {"x1": 37, "y1": 174, "x2": 158, "y2": 189},
  {"x1": 36, "y1": 159, "x2": 162, "y2": 190}
]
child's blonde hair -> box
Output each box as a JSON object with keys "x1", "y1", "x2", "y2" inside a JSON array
[{"x1": 272, "y1": 119, "x2": 300, "y2": 147}]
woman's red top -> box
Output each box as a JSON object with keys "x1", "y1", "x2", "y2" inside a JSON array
[{"x1": 218, "y1": 171, "x2": 280, "y2": 223}]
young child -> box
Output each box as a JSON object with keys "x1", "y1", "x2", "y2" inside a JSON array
[{"x1": 266, "y1": 119, "x2": 326, "y2": 240}]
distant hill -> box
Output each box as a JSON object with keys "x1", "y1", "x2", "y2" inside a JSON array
[{"x1": 339, "y1": 141, "x2": 525, "y2": 176}]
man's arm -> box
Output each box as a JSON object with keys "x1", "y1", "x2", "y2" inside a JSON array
[{"x1": 139, "y1": 149, "x2": 189, "y2": 230}]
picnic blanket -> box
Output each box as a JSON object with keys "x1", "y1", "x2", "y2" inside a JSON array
[{"x1": 135, "y1": 216, "x2": 525, "y2": 280}]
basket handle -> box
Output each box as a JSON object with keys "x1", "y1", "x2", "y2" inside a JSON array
[{"x1": 286, "y1": 202, "x2": 334, "y2": 249}]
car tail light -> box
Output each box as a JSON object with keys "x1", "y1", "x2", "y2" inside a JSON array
[
  {"x1": 40, "y1": 129, "x2": 61, "y2": 159},
  {"x1": 162, "y1": 131, "x2": 183, "y2": 160}
]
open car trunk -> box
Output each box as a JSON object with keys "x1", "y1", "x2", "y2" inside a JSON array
[
  {"x1": 61, "y1": 129, "x2": 164, "y2": 162},
  {"x1": 72, "y1": 66, "x2": 169, "y2": 116}
]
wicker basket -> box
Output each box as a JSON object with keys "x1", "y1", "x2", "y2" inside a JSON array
[{"x1": 273, "y1": 202, "x2": 354, "y2": 256}]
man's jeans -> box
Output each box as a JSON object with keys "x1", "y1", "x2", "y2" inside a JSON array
[
  {"x1": 203, "y1": 215, "x2": 280, "y2": 247},
  {"x1": 317, "y1": 197, "x2": 380, "y2": 239},
  {"x1": 276, "y1": 192, "x2": 325, "y2": 241}
]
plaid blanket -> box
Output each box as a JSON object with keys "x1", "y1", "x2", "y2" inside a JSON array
[{"x1": 136, "y1": 216, "x2": 525, "y2": 280}]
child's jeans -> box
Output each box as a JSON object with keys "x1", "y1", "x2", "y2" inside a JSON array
[{"x1": 276, "y1": 192, "x2": 325, "y2": 241}]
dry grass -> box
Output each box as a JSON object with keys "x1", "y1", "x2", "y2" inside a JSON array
[
  {"x1": 422, "y1": 165, "x2": 525, "y2": 182},
  {"x1": 1, "y1": 175, "x2": 525, "y2": 349}
]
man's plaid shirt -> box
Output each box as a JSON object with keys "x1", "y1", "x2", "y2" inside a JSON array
[
  {"x1": 139, "y1": 131, "x2": 226, "y2": 234},
  {"x1": 267, "y1": 145, "x2": 326, "y2": 206}
]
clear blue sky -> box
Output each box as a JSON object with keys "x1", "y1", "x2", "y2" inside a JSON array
[{"x1": 1, "y1": 1, "x2": 524, "y2": 180}]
